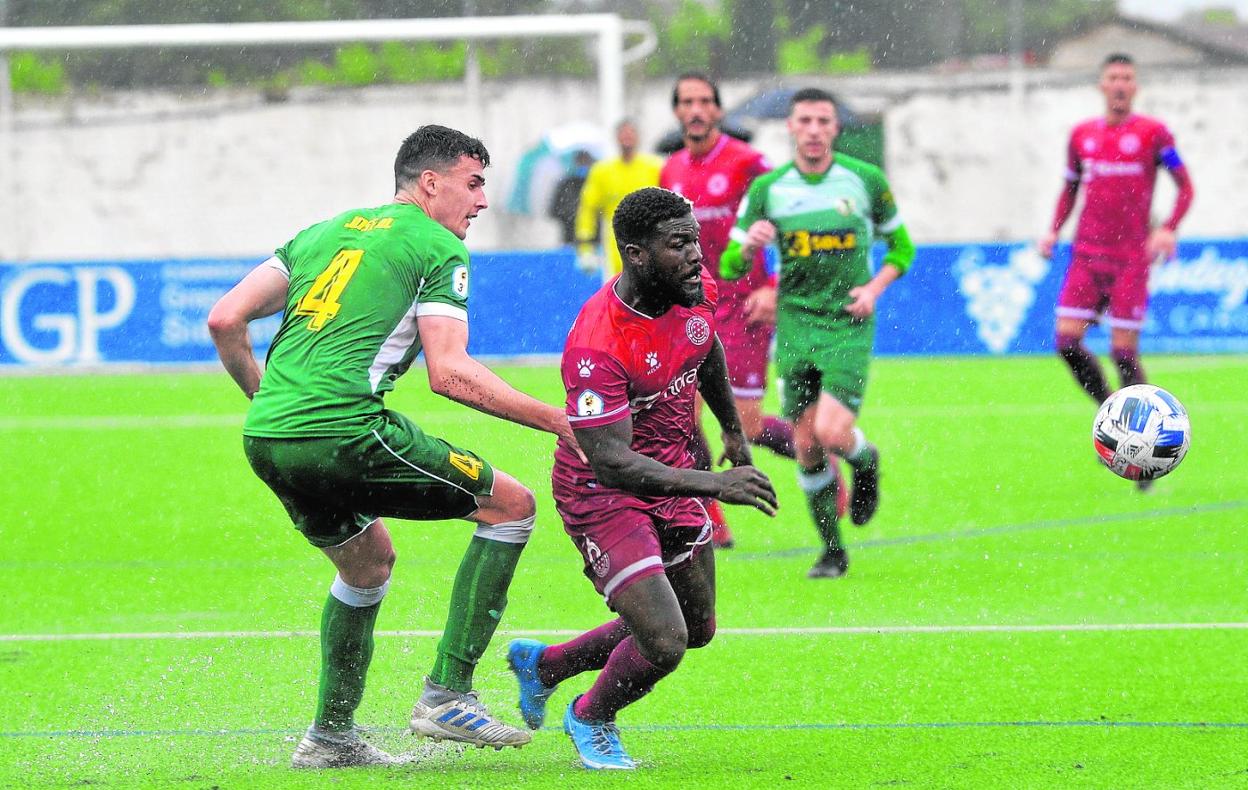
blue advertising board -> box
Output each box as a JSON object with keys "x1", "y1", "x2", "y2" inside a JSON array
[{"x1": 2, "y1": 240, "x2": 1246, "y2": 368}]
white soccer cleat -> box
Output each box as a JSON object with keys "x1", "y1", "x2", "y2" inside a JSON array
[
  {"x1": 290, "y1": 725, "x2": 411, "y2": 769},
  {"x1": 409, "y1": 691, "x2": 532, "y2": 750}
]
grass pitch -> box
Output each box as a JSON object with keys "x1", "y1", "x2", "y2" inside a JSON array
[{"x1": 3, "y1": 355, "x2": 1246, "y2": 788}]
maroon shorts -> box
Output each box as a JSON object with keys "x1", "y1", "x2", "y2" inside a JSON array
[
  {"x1": 716, "y1": 306, "x2": 774, "y2": 400},
  {"x1": 552, "y1": 480, "x2": 712, "y2": 606},
  {"x1": 1056, "y1": 255, "x2": 1150, "y2": 330}
]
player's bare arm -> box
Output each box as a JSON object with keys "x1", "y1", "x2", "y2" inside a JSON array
[
  {"x1": 696, "y1": 337, "x2": 753, "y2": 468},
  {"x1": 1148, "y1": 165, "x2": 1194, "y2": 262},
  {"x1": 574, "y1": 416, "x2": 776, "y2": 515},
  {"x1": 1039, "y1": 179, "x2": 1081, "y2": 259},
  {"x1": 207, "y1": 261, "x2": 290, "y2": 399},
  {"x1": 742, "y1": 285, "x2": 777, "y2": 325},
  {"x1": 419, "y1": 314, "x2": 582, "y2": 455}
]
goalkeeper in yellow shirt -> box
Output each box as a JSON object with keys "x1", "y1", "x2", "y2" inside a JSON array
[{"x1": 575, "y1": 119, "x2": 662, "y2": 278}]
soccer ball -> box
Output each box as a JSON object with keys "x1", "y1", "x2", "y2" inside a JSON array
[{"x1": 1092, "y1": 385, "x2": 1190, "y2": 481}]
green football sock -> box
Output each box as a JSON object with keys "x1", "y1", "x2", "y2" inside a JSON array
[
  {"x1": 799, "y1": 462, "x2": 843, "y2": 551},
  {"x1": 430, "y1": 535, "x2": 525, "y2": 693},
  {"x1": 314, "y1": 594, "x2": 381, "y2": 732}
]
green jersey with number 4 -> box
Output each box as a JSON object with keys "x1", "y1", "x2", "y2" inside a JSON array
[{"x1": 244, "y1": 203, "x2": 471, "y2": 438}]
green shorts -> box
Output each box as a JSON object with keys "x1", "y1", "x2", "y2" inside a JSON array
[
  {"x1": 243, "y1": 410, "x2": 496, "y2": 548},
  {"x1": 774, "y1": 318, "x2": 873, "y2": 419}
]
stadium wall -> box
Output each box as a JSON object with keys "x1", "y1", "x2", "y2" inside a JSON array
[
  {"x1": 2, "y1": 67, "x2": 1246, "y2": 263},
  {"x1": 3, "y1": 239, "x2": 1247, "y2": 369}
]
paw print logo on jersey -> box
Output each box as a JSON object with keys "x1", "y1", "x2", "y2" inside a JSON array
[
  {"x1": 646, "y1": 352, "x2": 660, "y2": 371},
  {"x1": 685, "y1": 316, "x2": 711, "y2": 346},
  {"x1": 577, "y1": 358, "x2": 595, "y2": 378},
  {"x1": 954, "y1": 245, "x2": 1050, "y2": 353}
]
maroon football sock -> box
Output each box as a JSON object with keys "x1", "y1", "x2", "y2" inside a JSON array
[
  {"x1": 1057, "y1": 333, "x2": 1111, "y2": 403},
  {"x1": 1110, "y1": 346, "x2": 1146, "y2": 388},
  {"x1": 573, "y1": 636, "x2": 673, "y2": 722},
  {"x1": 537, "y1": 618, "x2": 630, "y2": 688},
  {"x1": 751, "y1": 416, "x2": 796, "y2": 458}
]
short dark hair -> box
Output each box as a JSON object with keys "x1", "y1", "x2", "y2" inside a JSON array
[
  {"x1": 1102, "y1": 53, "x2": 1134, "y2": 68},
  {"x1": 790, "y1": 87, "x2": 837, "y2": 110},
  {"x1": 394, "y1": 125, "x2": 490, "y2": 192},
  {"x1": 671, "y1": 73, "x2": 721, "y2": 108},
  {"x1": 613, "y1": 187, "x2": 693, "y2": 250}
]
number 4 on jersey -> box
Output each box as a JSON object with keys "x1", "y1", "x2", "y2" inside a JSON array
[{"x1": 294, "y1": 249, "x2": 364, "y2": 330}]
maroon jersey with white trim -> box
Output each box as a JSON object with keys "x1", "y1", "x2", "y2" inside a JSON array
[
  {"x1": 553, "y1": 270, "x2": 718, "y2": 489},
  {"x1": 1066, "y1": 114, "x2": 1179, "y2": 263},
  {"x1": 661, "y1": 135, "x2": 771, "y2": 304}
]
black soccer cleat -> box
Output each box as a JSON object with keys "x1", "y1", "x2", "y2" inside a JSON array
[
  {"x1": 849, "y1": 444, "x2": 880, "y2": 526},
  {"x1": 807, "y1": 548, "x2": 849, "y2": 579}
]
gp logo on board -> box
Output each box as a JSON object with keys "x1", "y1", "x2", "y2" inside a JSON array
[
  {"x1": 0, "y1": 265, "x2": 136, "y2": 364},
  {"x1": 954, "y1": 246, "x2": 1049, "y2": 353}
]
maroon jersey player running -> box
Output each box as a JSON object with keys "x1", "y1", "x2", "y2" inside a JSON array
[
  {"x1": 1039, "y1": 53, "x2": 1194, "y2": 491},
  {"x1": 507, "y1": 187, "x2": 776, "y2": 770},
  {"x1": 662, "y1": 73, "x2": 845, "y2": 547}
]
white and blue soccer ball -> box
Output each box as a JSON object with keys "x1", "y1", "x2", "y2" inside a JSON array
[{"x1": 1092, "y1": 384, "x2": 1190, "y2": 481}]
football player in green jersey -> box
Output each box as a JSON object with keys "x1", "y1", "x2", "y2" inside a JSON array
[
  {"x1": 721, "y1": 88, "x2": 916, "y2": 579},
  {"x1": 208, "y1": 125, "x2": 580, "y2": 768}
]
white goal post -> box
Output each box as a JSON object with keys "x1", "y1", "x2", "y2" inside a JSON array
[{"x1": 0, "y1": 13, "x2": 656, "y2": 261}]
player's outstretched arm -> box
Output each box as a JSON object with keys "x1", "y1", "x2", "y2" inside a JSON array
[
  {"x1": 419, "y1": 314, "x2": 579, "y2": 450},
  {"x1": 696, "y1": 338, "x2": 751, "y2": 468},
  {"x1": 574, "y1": 417, "x2": 776, "y2": 515},
  {"x1": 207, "y1": 262, "x2": 289, "y2": 399}
]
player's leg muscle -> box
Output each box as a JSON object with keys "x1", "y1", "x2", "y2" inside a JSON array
[
  {"x1": 668, "y1": 549, "x2": 716, "y2": 649},
  {"x1": 322, "y1": 519, "x2": 396, "y2": 589},
  {"x1": 812, "y1": 393, "x2": 857, "y2": 456},
  {"x1": 610, "y1": 574, "x2": 689, "y2": 671},
  {"x1": 470, "y1": 470, "x2": 537, "y2": 528}
]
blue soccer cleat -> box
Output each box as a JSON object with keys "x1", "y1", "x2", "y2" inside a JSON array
[
  {"x1": 507, "y1": 638, "x2": 557, "y2": 730},
  {"x1": 563, "y1": 696, "x2": 636, "y2": 770}
]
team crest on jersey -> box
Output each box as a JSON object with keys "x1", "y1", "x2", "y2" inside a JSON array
[
  {"x1": 577, "y1": 390, "x2": 605, "y2": 417},
  {"x1": 1119, "y1": 133, "x2": 1141, "y2": 154},
  {"x1": 707, "y1": 173, "x2": 729, "y2": 196},
  {"x1": 685, "y1": 316, "x2": 711, "y2": 346},
  {"x1": 452, "y1": 266, "x2": 469, "y2": 297},
  {"x1": 584, "y1": 538, "x2": 610, "y2": 577},
  {"x1": 577, "y1": 358, "x2": 596, "y2": 378},
  {"x1": 834, "y1": 197, "x2": 856, "y2": 216}
]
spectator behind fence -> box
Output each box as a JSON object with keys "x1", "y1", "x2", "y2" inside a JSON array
[
  {"x1": 549, "y1": 150, "x2": 596, "y2": 246},
  {"x1": 575, "y1": 119, "x2": 662, "y2": 278}
]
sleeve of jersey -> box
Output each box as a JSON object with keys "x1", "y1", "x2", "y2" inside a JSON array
[
  {"x1": 721, "y1": 183, "x2": 765, "y2": 280},
  {"x1": 415, "y1": 243, "x2": 471, "y2": 323},
  {"x1": 871, "y1": 170, "x2": 903, "y2": 235},
  {"x1": 1064, "y1": 132, "x2": 1082, "y2": 182},
  {"x1": 564, "y1": 348, "x2": 631, "y2": 429}
]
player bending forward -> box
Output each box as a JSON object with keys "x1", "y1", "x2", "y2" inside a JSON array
[
  {"x1": 209, "y1": 125, "x2": 573, "y2": 769},
  {"x1": 507, "y1": 187, "x2": 777, "y2": 769}
]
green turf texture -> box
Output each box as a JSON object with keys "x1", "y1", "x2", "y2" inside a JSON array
[{"x1": 3, "y1": 355, "x2": 1245, "y2": 788}]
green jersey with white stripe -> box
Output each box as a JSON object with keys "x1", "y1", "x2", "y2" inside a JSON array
[
  {"x1": 731, "y1": 153, "x2": 901, "y2": 328},
  {"x1": 244, "y1": 203, "x2": 470, "y2": 438}
]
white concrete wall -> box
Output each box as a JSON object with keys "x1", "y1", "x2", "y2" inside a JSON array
[{"x1": 3, "y1": 67, "x2": 1245, "y2": 261}]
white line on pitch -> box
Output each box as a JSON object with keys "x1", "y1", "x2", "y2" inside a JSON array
[
  {"x1": 5, "y1": 400, "x2": 1244, "y2": 432},
  {"x1": 3, "y1": 622, "x2": 1247, "y2": 643}
]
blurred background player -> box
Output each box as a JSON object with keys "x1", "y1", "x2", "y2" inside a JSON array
[
  {"x1": 549, "y1": 149, "x2": 596, "y2": 246},
  {"x1": 661, "y1": 73, "x2": 819, "y2": 549},
  {"x1": 722, "y1": 88, "x2": 915, "y2": 579},
  {"x1": 1038, "y1": 52, "x2": 1194, "y2": 492},
  {"x1": 508, "y1": 187, "x2": 777, "y2": 770},
  {"x1": 207, "y1": 125, "x2": 577, "y2": 768},
  {"x1": 575, "y1": 119, "x2": 663, "y2": 278}
]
